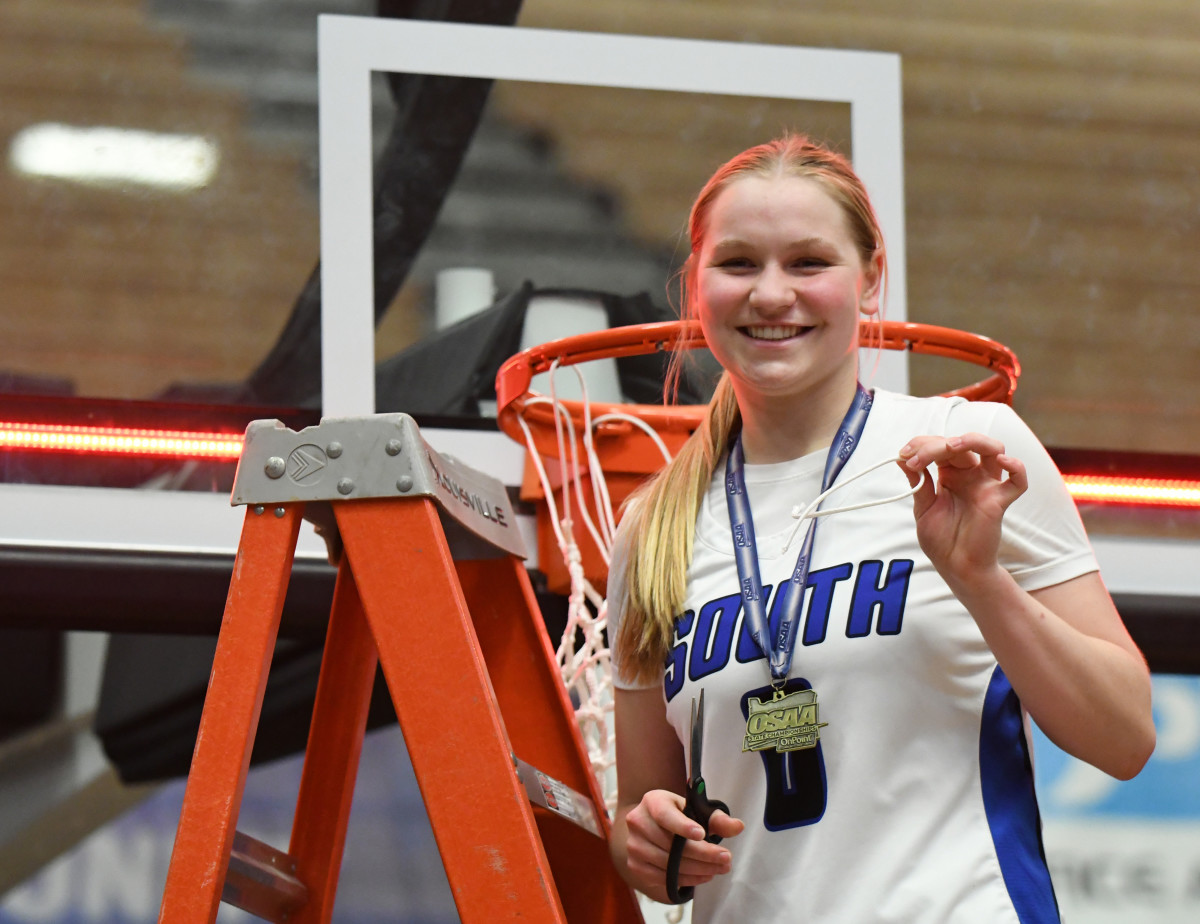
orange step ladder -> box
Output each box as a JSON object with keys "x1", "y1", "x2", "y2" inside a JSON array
[{"x1": 157, "y1": 414, "x2": 643, "y2": 923}]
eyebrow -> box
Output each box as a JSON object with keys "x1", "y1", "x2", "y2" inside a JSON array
[{"x1": 709, "y1": 235, "x2": 833, "y2": 254}]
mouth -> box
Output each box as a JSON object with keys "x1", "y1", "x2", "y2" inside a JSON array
[{"x1": 741, "y1": 324, "x2": 812, "y2": 341}]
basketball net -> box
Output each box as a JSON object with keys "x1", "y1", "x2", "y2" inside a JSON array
[{"x1": 512, "y1": 361, "x2": 674, "y2": 815}]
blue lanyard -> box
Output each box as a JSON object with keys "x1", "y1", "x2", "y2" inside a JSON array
[{"x1": 724, "y1": 384, "x2": 874, "y2": 683}]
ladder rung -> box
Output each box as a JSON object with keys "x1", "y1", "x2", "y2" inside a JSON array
[{"x1": 221, "y1": 830, "x2": 309, "y2": 922}]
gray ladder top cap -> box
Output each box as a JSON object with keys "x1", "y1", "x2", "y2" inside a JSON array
[{"x1": 231, "y1": 414, "x2": 526, "y2": 560}]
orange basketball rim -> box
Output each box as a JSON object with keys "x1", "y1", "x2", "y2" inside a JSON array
[
  {"x1": 494, "y1": 319, "x2": 1020, "y2": 592},
  {"x1": 496, "y1": 319, "x2": 1019, "y2": 469}
]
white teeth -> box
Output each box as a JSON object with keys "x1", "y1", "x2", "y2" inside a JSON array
[{"x1": 745, "y1": 325, "x2": 801, "y2": 340}]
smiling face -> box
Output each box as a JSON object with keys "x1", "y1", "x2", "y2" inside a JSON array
[{"x1": 693, "y1": 173, "x2": 882, "y2": 417}]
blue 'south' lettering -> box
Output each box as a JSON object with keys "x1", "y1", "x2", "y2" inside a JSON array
[{"x1": 665, "y1": 559, "x2": 914, "y2": 702}]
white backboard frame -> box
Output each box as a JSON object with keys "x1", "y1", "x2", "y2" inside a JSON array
[{"x1": 316, "y1": 15, "x2": 910, "y2": 416}]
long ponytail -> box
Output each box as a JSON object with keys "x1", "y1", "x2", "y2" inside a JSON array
[{"x1": 615, "y1": 373, "x2": 739, "y2": 682}]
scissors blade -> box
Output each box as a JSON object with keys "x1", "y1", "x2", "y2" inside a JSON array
[{"x1": 689, "y1": 690, "x2": 705, "y2": 788}]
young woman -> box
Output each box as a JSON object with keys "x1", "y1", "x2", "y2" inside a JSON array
[{"x1": 606, "y1": 135, "x2": 1155, "y2": 923}]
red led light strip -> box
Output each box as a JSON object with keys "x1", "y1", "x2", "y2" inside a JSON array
[
  {"x1": 3, "y1": 421, "x2": 1200, "y2": 509},
  {"x1": 1063, "y1": 474, "x2": 1200, "y2": 509},
  {"x1": 0, "y1": 421, "x2": 244, "y2": 460}
]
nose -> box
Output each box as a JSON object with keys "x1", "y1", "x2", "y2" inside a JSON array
[{"x1": 748, "y1": 263, "x2": 795, "y2": 313}]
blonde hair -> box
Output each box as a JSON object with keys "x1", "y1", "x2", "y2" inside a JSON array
[{"x1": 615, "y1": 134, "x2": 888, "y2": 683}]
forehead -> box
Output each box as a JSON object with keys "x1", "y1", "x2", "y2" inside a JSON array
[{"x1": 703, "y1": 174, "x2": 852, "y2": 245}]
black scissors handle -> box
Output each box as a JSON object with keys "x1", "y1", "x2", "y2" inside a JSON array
[{"x1": 665, "y1": 782, "x2": 731, "y2": 904}]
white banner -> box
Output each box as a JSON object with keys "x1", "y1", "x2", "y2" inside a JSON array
[{"x1": 1036, "y1": 675, "x2": 1200, "y2": 924}]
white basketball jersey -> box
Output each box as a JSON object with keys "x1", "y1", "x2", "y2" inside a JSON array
[{"x1": 611, "y1": 390, "x2": 1097, "y2": 924}]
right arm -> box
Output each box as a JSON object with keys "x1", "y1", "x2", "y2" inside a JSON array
[{"x1": 609, "y1": 686, "x2": 742, "y2": 902}]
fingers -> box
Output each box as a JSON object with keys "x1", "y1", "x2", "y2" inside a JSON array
[
  {"x1": 626, "y1": 827, "x2": 731, "y2": 886},
  {"x1": 1003, "y1": 454, "x2": 1028, "y2": 492},
  {"x1": 641, "y1": 790, "x2": 698, "y2": 842},
  {"x1": 627, "y1": 856, "x2": 717, "y2": 892},
  {"x1": 899, "y1": 434, "x2": 1024, "y2": 483},
  {"x1": 628, "y1": 848, "x2": 727, "y2": 891},
  {"x1": 898, "y1": 434, "x2": 1030, "y2": 523},
  {"x1": 896, "y1": 441, "x2": 938, "y2": 514},
  {"x1": 707, "y1": 808, "x2": 746, "y2": 839},
  {"x1": 901, "y1": 433, "x2": 1000, "y2": 469},
  {"x1": 624, "y1": 792, "x2": 738, "y2": 889}
]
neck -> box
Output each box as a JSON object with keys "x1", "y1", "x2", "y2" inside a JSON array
[{"x1": 735, "y1": 372, "x2": 861, "y2": 464}]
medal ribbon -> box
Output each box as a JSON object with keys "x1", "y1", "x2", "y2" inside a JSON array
[{"x1": 725, "y1": 384, "x2": 874, "y2": 684}]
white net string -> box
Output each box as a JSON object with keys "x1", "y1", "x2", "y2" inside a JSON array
[
  {"x1": 514, "y1": 363, "x2": 672, "y2": 814},
  {"x1": 780, "y1": 455, "x2": 925, "y2": 554}
]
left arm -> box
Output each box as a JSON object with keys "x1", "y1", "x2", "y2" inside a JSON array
[{"x1": 898, "y1": 432, "x2": 1155, "y2": 780}]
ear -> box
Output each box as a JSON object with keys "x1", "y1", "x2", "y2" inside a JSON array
[{"x1": 858, "y1": 250, "x2": 884, "y2": 317}]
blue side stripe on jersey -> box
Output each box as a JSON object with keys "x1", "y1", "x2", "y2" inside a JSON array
[{"x1": 980, "y1": 666, "x2": 1060, "y2": 924}]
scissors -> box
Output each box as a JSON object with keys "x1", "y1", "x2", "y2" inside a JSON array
[{"x1": 665, "y1": 689, "x2": 731, "y2": 904}]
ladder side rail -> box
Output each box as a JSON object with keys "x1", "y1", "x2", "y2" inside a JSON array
[
  {"x1": 458, "y1": 556, "x2": 644, "y2": 923},
  {"x1": 334, "y1": 497, "x2": 567, "y2": 923},
  {"x1": 288, "y1": 557, "x2": 381, "y2": 924},
  {"x1": 159, "y1": 503, "x2": 305, "y2": 924},
  {"x1": 456, "y1": 557, "x2": 603, "y2": 806}
]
